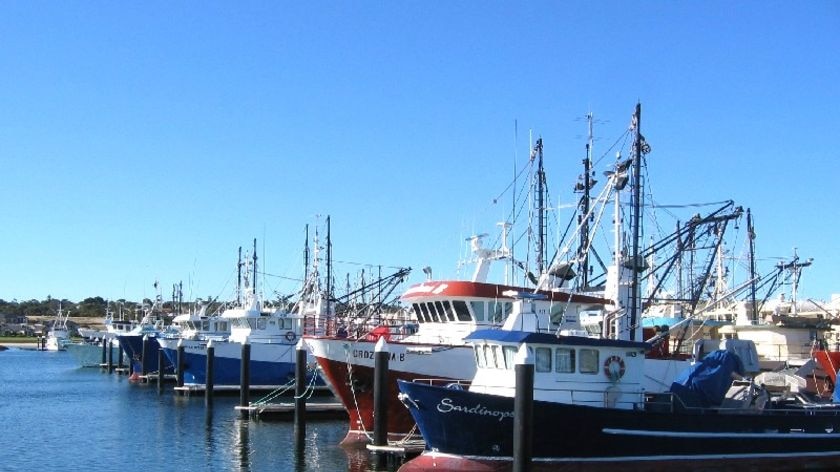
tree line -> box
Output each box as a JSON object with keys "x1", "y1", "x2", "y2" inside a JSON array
[{"x1": 0, "y1": 296, "x2": 181, "y2": 319}]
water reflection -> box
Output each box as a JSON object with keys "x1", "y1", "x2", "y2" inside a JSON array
[
  {"x1": 0, "y1": 349, "x2": 410, "y2": 472},
  {"x1": 235, "y1": 418, "x2": 251, "y2": 472}
]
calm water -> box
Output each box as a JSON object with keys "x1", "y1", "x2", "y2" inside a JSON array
[{"x1": 0, "y1": 346, "x2": 400, "y2": 472}]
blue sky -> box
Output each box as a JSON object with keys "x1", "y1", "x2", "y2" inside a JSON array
[{"x1": 1, "y1": 2, "x2": 838, "y2": 305}]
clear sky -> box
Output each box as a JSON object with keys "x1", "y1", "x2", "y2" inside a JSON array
[{"x1": 1, "y1": 1, "x2": 838, "y2": 305}]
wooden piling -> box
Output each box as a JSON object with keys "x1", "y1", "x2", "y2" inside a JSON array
[
  {"x1": 157, "y1": 348, "x2": 165, "y2": 394},
  {"x1": 141, "y1": 335, "x2": 150, "y2": 377},
  {"x1": 240, "y1": 340, "x2": 251, "y2": 419},
  {"x1": 107, "y1": 340, "x2": 114, "y2": 373},
  {"x1": 294, "y1": 339, "x2": 306, "y2": 442},
  {"x1": 372, "y1": 337, "x2": 390, "y2": 448},
  {"x1": 205, "y1": 339, "x2": 215, "y2": 407},
  {"x1": 513, "y1": 344, "x2": 534, "y2": 472},
  {"x1": 176, "y1": 339, "x2": 185, "y2": 388}
]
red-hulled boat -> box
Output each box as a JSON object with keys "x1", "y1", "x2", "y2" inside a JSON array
[{"x1": 306, "y1": 276, "x2": 608, "y2": 444}]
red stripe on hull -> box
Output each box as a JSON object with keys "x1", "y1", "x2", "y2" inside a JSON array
[{"x1": 399, "y1": 453, "x2": 840, "y2": 472}]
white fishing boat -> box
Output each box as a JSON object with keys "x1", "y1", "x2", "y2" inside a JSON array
[{"x1": 44, "y1": 304, "x2": 71, "y2": 351}]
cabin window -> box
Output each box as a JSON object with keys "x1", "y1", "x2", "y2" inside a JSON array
[
  {"x1": 411, "y1": 303, "x2": 420, "y2": 321},
  {"x1": 492, "y1": 345, "x2": 505, "y2": 369},
  {"x1": 417, "y1": 303, "x2": 430, "y2": 323},
  {"x1": 555, "y1": 348, "x2": 575, "y2": 373},
  {"x1": 248, "y1": 319, "x2": 258, "y2": 329},
  {"x1": 535, "y1": 347, "x2": 552, "y2": 372},
  {"x1": 426, "y1": 302, "x2": 443, "y2": 323},
  {"x1": 218, "y1": 321, "x2": 228, "y2": 332},
  {"x1": 434, "y1": 301, "x2": 451, "y2": 322},
  {"x1": 470, "y1": 301, "x2": 486, "y2": 322},
  {"x1": 423, "y1": 303, "x2": 435, "y2": 323},
  {"x1": 412, "y1": 304, "x2": 425, "y2": 323},
  {"x1": 579, "y1": 349, "x2": 599, "y2": 374},
  {"x1": 474, "y1": 345, "x2": 486, "y2": 368},
  {"x1": 444, "y1": 301, "x2": 458, "y2": 322},
  {"x1": 257, "y1": 318, "x2": 267, "y2": 330},
  {"x1": 489, "y1": 301, "x2": 512, "y2": 324},
  {"x1": 503, "y1": 346, "x2": 517, "y2": 370},
  {"x1": 452, "y1": 300, "x2": 472, "y2": 322},
  {"x1": 202, "y1": 321, "x2": 210, "y2": 331}
]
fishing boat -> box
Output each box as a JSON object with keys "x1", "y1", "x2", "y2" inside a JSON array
[
  {"x1": 397, "y1": 295, "x2": 840, "y2": 471},
  {"x1": 65, "y1": 338, "x2": 121, "y2": 368},
  {"x1": 159, "y1": 239, "x2": 325, "y2": 387},
  {"x1": 115, "y1": 292, "x2": 171, "y2": 377},
  {"x1": 397, "y1": 104, "x2": 840, "y2": 471},
  {"x1": 158, "y1": 286, "x2": 309, "y2": 385},
  {"x1": 77, "y1": 301, "x2": 141, "y2": 341},
  {"x1": 306, "y1": 138, "x2": 617, "y2": 444},
  {"x1": 44, "y1": 304, "x2": 71, "y2": 351}
]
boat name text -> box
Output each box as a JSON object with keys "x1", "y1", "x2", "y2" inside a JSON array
[
  {"x1": 352, "y1": 349, "x2": 405, "y2": 362},
  {"x1": 436, "y1": 397, "x2": 513, "y2": 422}
]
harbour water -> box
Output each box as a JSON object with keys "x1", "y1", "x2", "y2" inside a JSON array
[{"x1": 0, "y1": 346, "x2": 397, "y2": 471}]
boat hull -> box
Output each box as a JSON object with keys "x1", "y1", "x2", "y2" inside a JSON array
[
  {"x1": 159, "y1": 338, "x2": 322, "y2": 387},
  {"x1": 116, "y1": 334, "x2": 174, "y2": 375},
  {"x1": 307, "y1": 335, "x2": 475, "y2": 444},
  {"x1": 397, "y1": 380, "x2": 840, "y2": 470},
  {"x1": 65, "y1": 341, "x2": 120, "y2": 368}
]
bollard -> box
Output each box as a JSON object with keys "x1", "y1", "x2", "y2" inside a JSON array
[
  {"x1": 294, "y1": 339, "x2": 307, "y2": 442},
  {"x1": 372, "y1": 337, "x2": 390, "y2": 448},
  {"x1": 513, "y1": 344, "x2": 534, "y2": 472},
  {"x1": 240, "y1": 340, "x2": 251, "y2": 419},
  {"x1": 107, "y1": 340, "x2": 114, "y2": 373},
  {"x1": 205, "y1": 339, "x2": 215, "y2": 407},
  {"x1": 176, "y1": 339, "x2": 185, "y2": 388},
  {"x1": 141, "y1": 335, "x2": 150, "y2": 377},
  {"x1": 157, "y1": 347, "x2": 165, "y2": 394}
]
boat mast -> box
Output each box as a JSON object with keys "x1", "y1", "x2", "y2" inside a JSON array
[
  {"x1": 747, "y1": 208, "x2": 758, "y2": 321},
  {"x1": 629, "y1": 103, "x2": 643, "y2": 341},
  {"x1": 326, "y1": 215, "x2": 333, "y2": 316},
  {"x1": 577, "y1": 113, "x2": 595, "y2": 289},
  {"x1": 252, "y1": 238, "x2": 258, "y2": 296},
  {"x1": 532, "y1": 138, "x2": 546, "y2": 276},
  {"x1": 237, "y1": 246, "x2": 243, "y2": 304},
  {"x1": 304, "y1": 224, "x2": 310, "y2": 283}
]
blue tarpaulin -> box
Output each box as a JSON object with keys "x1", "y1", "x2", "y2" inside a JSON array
[{"x1": 670, "y1": 350, "x2": 745, "y2": 408}]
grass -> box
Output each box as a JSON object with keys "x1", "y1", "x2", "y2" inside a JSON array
[{"x1": 0, "y1": 336, "x2": 42, "y2": 344}]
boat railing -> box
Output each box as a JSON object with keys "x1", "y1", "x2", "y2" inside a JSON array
[
  {"x1": 645, "y1": 390, "x2": 840, "y2": 416},
  {"x1": 409, "y1": 378, "x2": 472, "y2": 389}
]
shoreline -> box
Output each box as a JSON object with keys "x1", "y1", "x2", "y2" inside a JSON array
[{"x1": 0, "y1": 342, "x2": 42, "y2": 350}]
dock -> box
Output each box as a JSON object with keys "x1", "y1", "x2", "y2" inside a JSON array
[
  {"x1": 235, "y1": 401, "x2": 348, "y2": 420},
  {"x1": 174, "y1": 383, "x2": 294, "y2": 396}
]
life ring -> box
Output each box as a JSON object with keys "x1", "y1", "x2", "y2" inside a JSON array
[
  {"x1": 285, "y1": 331, "x2": 297, "y2": 342},
  {"x1": 603, "y1": 355, "x2": 626, "y2": 381}
]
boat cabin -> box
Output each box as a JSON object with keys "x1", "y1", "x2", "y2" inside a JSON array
[
  {"x1": 401, "y1": 280, "x2": 608, "y2": 344},
  {"x1": 465, "y1": 329, "x2": 648, "y2": 409}
]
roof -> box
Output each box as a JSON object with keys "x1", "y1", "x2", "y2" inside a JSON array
[{"x1": 401, "y1": 280, "x2": 610, "y2": 305}]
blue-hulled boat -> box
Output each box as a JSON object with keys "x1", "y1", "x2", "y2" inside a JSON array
[{"x1": 397, "y1": 291, "x2": 840, "y2": 471}]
